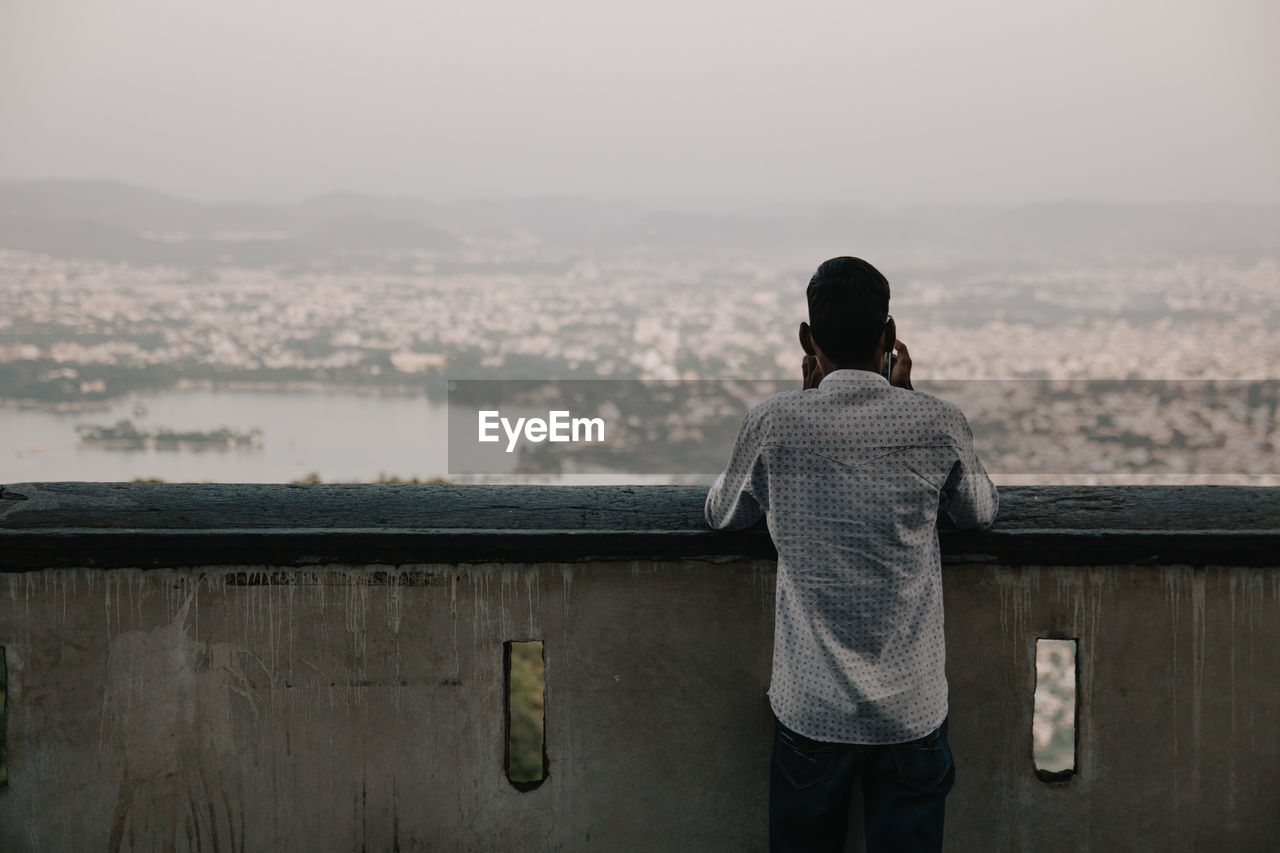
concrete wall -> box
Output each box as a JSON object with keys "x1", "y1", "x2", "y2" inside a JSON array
[{"x1": 1, "y1": 484, "x2": 1278, "y2": 851}]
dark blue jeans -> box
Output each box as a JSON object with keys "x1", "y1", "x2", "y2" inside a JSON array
[{"x1": 769, "y1": 715, "x2": 955, "y2": 853}]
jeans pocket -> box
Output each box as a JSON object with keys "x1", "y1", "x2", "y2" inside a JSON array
[
  {"x1": 774, "y1": 724, "x2": 838, "y2": 791},
  {"x1": 888, "y1": 719, "x2": 955, "y2": 792}
]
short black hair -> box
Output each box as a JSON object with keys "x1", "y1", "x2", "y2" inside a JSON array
[{"x1": 806, "y1": 256, "x2": 890, "y2": 362}]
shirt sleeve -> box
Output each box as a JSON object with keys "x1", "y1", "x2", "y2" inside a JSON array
[
  {"x1": 704, "y1": 405, "x2": 768, "y2": 530},
  {"x1": 941, "y1": 410, "x2": 999, "y2": 529}
]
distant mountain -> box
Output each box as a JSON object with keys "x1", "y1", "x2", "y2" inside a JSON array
[
  {"x1": 294, "y1": 216, "x2": 458, "y2": 251},
  {"x1": 0, "y1": 180, "x2": 461, "y2": 265},
  {"x1": 0, "y1": 215, "x2": 170, "y2": 263},
  {"x1": 0, "y1": 179, "x2": 1276, "y2": 264},
  {"x1": 988, "y1": 202, "x2": 1280, "y2": 254},
  {"x1": 0, "y1": 180, "x2": 201, "y2": 232},
  {"x1": 295, "y1": 192, "x2": 439, "y2": 228},
  {"x1": 604, "y1": 206, "x2": 957, "y2": 252}
]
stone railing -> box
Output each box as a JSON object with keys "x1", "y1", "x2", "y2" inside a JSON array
[{"x1": 0, "y1": 483, "x2": 1277, "y2": 852}]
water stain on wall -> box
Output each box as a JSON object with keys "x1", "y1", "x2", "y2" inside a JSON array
[{"x1": 99, "y1": 597, "x2": 251, "y2": 853}]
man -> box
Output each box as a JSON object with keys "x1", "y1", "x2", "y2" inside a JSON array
[{"x1": 704, "y1": 256, "x2": 998, "y2": 853}]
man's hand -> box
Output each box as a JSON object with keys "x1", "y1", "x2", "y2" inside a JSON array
[
  {"x1": 803, "y1": 354, "x2": 825, "y2": 390},
  {"x1": 799, "y1": 321, "x2": 824, "y2": 389},
  {"x1": 890, "y1": 340, "x2": 913, "y2": 390}
]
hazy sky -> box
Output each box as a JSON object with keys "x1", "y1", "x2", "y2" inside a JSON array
[{"x1": 2, "y1": 0, "x2": 1277, "y2": 208}]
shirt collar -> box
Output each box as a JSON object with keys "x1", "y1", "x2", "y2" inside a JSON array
[{"x1": 817, "y1": 368, "x2": 890, "y2": 389}]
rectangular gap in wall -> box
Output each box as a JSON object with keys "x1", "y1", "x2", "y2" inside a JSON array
[
  {"x1": 1033, "y1": 638, "x2": 1077, "y2": 782},
  {"x1": 1, "y1": 645, "x2": 7, "y2": 786},
  {"x1": 505, "y1": 640, "x2": 546, "y2": 790}
]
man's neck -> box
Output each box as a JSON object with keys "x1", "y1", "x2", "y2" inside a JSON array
[{"x1": 827, "y1": 361, "x2": 880, "y2": 375}]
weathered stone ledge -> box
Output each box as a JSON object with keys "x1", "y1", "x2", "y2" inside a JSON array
[{"x1": 2, "y1": 482, "x2": 1278, "y2": 568}]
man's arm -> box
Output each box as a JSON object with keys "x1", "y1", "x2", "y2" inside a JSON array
[
  {"x1": 941, "y1": 411, "x2": 999, "y2": 529},
  {"x1": 704, "y1": 407, "x2": 767, "y2": 530}
]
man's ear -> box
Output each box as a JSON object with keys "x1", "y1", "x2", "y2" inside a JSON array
[
  {"x1": 799, "y1": 321, "x2": 816, "y2": 356},
  {"x1": 882, "y1": 316, "x2": 897, "y2": 357}
]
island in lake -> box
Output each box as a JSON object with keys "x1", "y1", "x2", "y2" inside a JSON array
[{"x1": 76, "y1": 420, "x2": 263, "y2": 451}]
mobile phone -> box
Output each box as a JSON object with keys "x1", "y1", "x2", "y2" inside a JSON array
[{"x1": 881, "y1": 351, "x2": 893, "y2": 381}]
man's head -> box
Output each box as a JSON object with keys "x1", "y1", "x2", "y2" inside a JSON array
[{"x1": 801, "y1": 256, "x2": 893, "y2": 369}]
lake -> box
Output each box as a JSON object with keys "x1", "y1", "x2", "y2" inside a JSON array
[{"x1": 1, "y1": 388, "x2": 450, "y2": 484}]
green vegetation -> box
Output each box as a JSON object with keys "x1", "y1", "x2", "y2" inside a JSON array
[
  {"x1": 507, "y1": 641, "x2": 545, "y2": 785},
  {"x1": 0, "y1": 357, "x2": 453, "y2": 405},
  {"x1": 371, "y1": 473, "x2": 450, "y2": 484},
  {"x1": 1, "y1": 646, "x2": 7, "y2": 785},
  {"x1": 288, "y1": 472, "x2": 450, "y2": 485}
]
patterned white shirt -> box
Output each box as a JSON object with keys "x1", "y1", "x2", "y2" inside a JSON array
[{"x1": 705, "y1": 369, "x2": 998, "y2": 744}]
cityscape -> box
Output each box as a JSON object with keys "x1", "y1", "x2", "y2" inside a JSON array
[{"x1": 1, "y1": 182, "x2": 1278, "y2": 484}]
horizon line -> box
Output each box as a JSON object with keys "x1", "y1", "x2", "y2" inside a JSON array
[{"x1": 3, "y1": 176, "x2": 1279, "y2": 213}]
